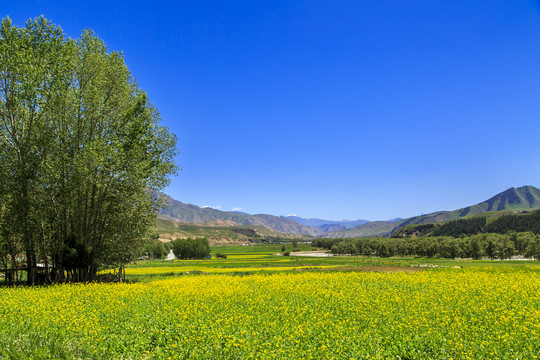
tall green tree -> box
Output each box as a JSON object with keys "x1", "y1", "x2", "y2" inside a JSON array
[
  {"x1": 0, "y1": 16, "x2": 177, "y2": 284},
  {"x1": 0, "y1": 16, "x2": 72, "y2": 284}
]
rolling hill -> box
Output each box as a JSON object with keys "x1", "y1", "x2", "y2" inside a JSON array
[{"x1": 325, "y1": 186, "x2": 540, "y2": 238}]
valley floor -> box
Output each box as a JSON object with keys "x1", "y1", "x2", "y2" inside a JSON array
[{"x1": 1, "y1": 244, "x2": 539, "y2": 359}]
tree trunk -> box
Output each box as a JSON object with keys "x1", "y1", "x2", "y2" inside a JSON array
[{"x1": 26, "y1": 249, "x2": 37, "y2": 286}]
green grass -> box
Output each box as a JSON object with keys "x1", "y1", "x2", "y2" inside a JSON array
[{"x1": 121, "y1": 242, "x2": 540, "y2": 282}]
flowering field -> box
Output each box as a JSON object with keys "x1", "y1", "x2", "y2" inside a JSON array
[
  {"x1": 1, "y1": 268, "x2": 539, "y2": 359},
  {"x1": 123, "y1": 264, "x2": 341, "y2": 275}
]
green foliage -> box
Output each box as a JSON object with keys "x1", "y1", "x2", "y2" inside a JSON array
[
  {"x1": 326, "y1": 232, "x2": 540, "y2": 260},
  {"x1": 525, "y1": 236, "x2": 540, "y2": 259},
  {"x1": 432, "y1": 217, "x2": 486, "y2": 237},
  {"x1": 144, "y1": 239, "x2": 167, "y2": 259},
  {"x1": 393, "y1": 211, "x2": 540, "y2": 239},
  {"x1": 173, "y1": 238, "x2": 211, "y2": 259},
  {"x1": 311, "y1": 238, "x2": 343, "y2": 250},
  {"x1": 0, "y1": 16, "x2": 178, "y2": 283},
  {"x1": 485, "y1": 210, "x2": 540, "y2": 234}
]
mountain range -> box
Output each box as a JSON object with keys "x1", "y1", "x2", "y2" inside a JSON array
[
  {"x1": 324, "y1": 185, "x2": 540, "y2": 237},
  {"x1": 159, "y1": 185, "x2": 540, "y2": 238},
  {"x1": 284, "y1": 216, "x2": 370, "y2": 230},
  {"x1": 159, "y1": 195, "x2": 324, "y2": 236}
]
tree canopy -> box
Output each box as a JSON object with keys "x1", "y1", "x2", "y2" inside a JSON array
[
  {"x1": 0, "y1": 16, "x2": 177, "y2": 284},
  {"x1": 173, "y1": 238, "x2": 211, "y2": 260}
]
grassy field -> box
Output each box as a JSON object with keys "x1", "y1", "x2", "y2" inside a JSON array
[
  {"x1": 1, "y1": 244, "x2": 540, "y2": 359},
  {"x1": 121, "y1": 243, "x2": 539, "y2": 281}
]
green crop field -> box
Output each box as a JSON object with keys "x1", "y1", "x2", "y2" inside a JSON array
[{"x1": 1, "y1": 244, "x2": 540, "y2": 359}]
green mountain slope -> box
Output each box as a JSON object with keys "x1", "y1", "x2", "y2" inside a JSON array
[
  {"x1": 457, "y1": 185, "x2": 540, "y2": 216},
  {"x1": 326, "y1": 186, "x2": 540, "y2": 238}
]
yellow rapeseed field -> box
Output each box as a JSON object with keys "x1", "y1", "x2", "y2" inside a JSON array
[
  {"x1": 123, "y1": 265, "x2": 341, "y2": 275},
  {"x1": 0, "y1": 268, "x2": 539, "y2": 359}
]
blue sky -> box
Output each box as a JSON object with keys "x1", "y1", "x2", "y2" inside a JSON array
[{"x1": 5, "y1": 1, "x2": 540, "y2": 221}]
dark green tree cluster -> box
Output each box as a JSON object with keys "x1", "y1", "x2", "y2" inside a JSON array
[
  {"x1": 318, "y1": 232, "x2": 540, "y2": 260},
  {"x1": 394, "y1": 211, "x2": 540, "y2": 238},
  {"x1": 432, "y1": 217, "x2": 486, "y2": 237},
  {"x1": 173, "y1": 238, "x2": 211, "y2": 259},
  {"x1": 311, "y1": 238, "x2": 343, "y2": 250},
  {"x1": 485, "y1": 211, "x2": 540, "y2": 234},
  {"x1": 0, "y1": 17, "x2": 177, "y2": 284},
  {"x1": 143, "y1": 239, "x2": 167, "y2": 259}
]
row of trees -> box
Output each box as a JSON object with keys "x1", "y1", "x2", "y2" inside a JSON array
[
  {"x1": 313, "y1": 231, "x2": 540, "y2": 260},
  {"x1": 0, "y1": 17, "x2": 177, "y2": 284}
]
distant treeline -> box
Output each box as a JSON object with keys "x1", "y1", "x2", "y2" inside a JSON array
[
  {"x1": 312, "y1": 231, "x2": 540, "y2": 260},
  {"x1": 393, "y1": 210, "x2": 540, "y2": 238}
]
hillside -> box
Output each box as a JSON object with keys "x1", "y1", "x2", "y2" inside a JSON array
[
  {"x1": 325, "y1": 221, "x2": 399, "y2": 238},
  {"x1": 319, "y1": 224, "x2": 347, "y2": 232},
  {"x1": 457, "y1": 186, "x2": 540, "y2": 215},
  {"x1": 159, "y1": 195, "x2": 323, "y2": 236},
  {"x1": 325, "y1": 186, "x2": 540, "y2": 237},
  {"x1": 155, "y1": 218, "x2": 308, "y2": 245},
  {"x1": 392, "y1": 209, "x2": 540, "y2": 238}
]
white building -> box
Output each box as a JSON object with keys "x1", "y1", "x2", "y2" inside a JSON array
[{"x1": 165, "y1": 249, "x2": 176, "y2": 261}]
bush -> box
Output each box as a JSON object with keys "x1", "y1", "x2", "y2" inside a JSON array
[{"x1": 215, "y1": 253, "x2": 227, "y2": 259}]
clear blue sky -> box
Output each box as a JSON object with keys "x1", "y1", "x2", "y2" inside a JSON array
[{"x1": 5, "y1": 1, "x2": 540, "y2": 221}]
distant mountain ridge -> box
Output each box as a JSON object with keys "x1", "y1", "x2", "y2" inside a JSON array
[
  {"x1": 159, "y1": 186, "x2": 540, "y2": 238},
  {"x1": 285, "y1": 216, "x2": 370, "y2": 230},
  {"x1": 159, "y1": 195, "x2": 324, "y2": 236},
  {"x1": 326, "y1": 185, "x2": 540, "y2": 238},
  {"x1": 457, "y1": 186, "x2": 540, "y2": 216}
]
